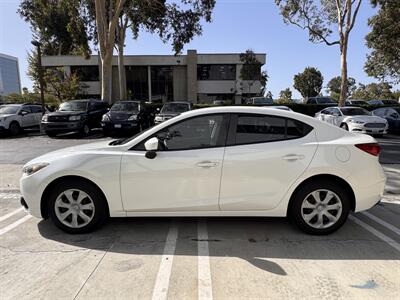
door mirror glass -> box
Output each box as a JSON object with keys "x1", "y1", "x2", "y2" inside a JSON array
[
  {"x1": 144, "y1": 137, "x2": 159, "y2": 151},
  {"x1": 20, "y1": 110, "x2": 29, "y2": 115}
]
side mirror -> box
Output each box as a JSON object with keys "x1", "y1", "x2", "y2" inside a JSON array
[
  {"x1": 144, "y1": 137, "x2": 159, "y2": 159},
  {"x1": 20, "y1": 110, "x2": 28, "y2": 116}
]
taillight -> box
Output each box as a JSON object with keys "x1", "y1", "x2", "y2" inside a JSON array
[{"x1": 355, "y1": 143, "x2": 381, "y2": 156}]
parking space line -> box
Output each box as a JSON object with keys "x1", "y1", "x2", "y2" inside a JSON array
[
  {"x1": 198, "y1": 219, "x2": 213, "y2": 300},
  {"x1": 0, "y1": 207, "x2": 24, "y2": 223},
  {"x1": 362, "y1": 211, "x2": 400, "y2": 236},
  {"x1": 349, "y1": 215, "x2": 400, "y2": 252},
  {"x1": 151, "y1": 221, "x2": 179, "y2": 300},
  {"x1": 0, "y1": 215, "x2": 31, "y2": 236}
]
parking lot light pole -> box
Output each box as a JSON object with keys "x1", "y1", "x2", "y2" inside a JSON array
[{"x1": 31, "y1": 40, "x2": 45, "y2": 114}]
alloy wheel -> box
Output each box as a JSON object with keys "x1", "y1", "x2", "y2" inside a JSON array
[
  {"x1": 300, "y1": 189, "x2": 343, "y2": 229},
  {"x1": 54, "y1": 189, "x2": 95, "y2": 228}
]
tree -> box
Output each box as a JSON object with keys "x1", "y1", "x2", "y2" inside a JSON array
[
  {"x1": 43, "y1": 67, "x2": 86, "y2": 102},
  {"x1": 275, "y1": 0, "x2": 362, "y2": 106},
  {"x1": 293, "y1": 67, "x2": 324, "y2": 98},
  {"x1": 327, "y1": 76, "x2": 356, "y2": 100},
  {"x1": 365, "y1": 0, "x2": 400, "y2": 83},
  {"x1": 351, "y1": 82, "x2": 394, "y2": 100},
  {"x1": 279, "y1": 88, "x2": 292, "y2": 102},
  {"x1": 92, "y1": 0, "x2": 215, "y2": 103},
  {"x1": 239, "y1": 49, "x2": 266, "y2": 96}
]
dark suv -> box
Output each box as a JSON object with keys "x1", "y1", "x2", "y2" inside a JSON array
[{"x1": 42, "y1": 99, "x2": 108, "y2": 137}]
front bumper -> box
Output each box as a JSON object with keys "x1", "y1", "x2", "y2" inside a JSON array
[
  {"x1": 349, "y1": 123, "x2": 388, "y2": 135},
  {"x1": 101, "y1": 121, "x2": 139, "y2": 131},
  {"x1": 42, "y1": 121, "x2": 84, "y2": 133}
]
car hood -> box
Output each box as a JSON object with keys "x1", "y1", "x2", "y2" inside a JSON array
[
  {"x1": 0, "y1": 114, "x2": 14, "y2": 118},
  {"x1": 24, "y1": 140, "x2": 114, "y2": 166},
  {"x1": 158, "y1": 112, "x2": 180, "y2": 118},
  {"x1": 108, "y1": 111, "x2": 136, "y2": 121},
  {"x1": 344, "y1": 115, "x2": 387, "y2": 123}
]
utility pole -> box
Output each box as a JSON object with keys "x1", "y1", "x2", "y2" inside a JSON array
[{"x1": 31, "y1": 40, "x2": 45, "y2": 114}]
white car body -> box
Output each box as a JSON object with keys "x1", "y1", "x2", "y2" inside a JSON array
[
  {"x1": 0, "y1": 104, "x2": 44, "y2": 132},
  {"x1": 21, "y1": 106, "x2": 385, "y2": 230},
  {"x1": 315, "y1": 106, "x2": 388, "y2": 135}
]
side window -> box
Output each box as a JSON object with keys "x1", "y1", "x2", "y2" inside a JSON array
[
  {"x1": 20, "y1": 106, "x2": 32, "y2": 114},
  {"x1": 134, "y1": 114, "x2": 227, "y2": 151},
  {"x1": 287, "y1": 119, "x2": 313, "y2": 139},
  {"x1": 332, "y1": 108, "x2": 340, "y2": 116},
  {"x1": 235, "y1": 115, "x2": 286, "y2": 144},
  {"x1": 321, "y1": 109, "x2": 331, "y2": 115},
  {"x1": 30, "y1": 106, "x2": 43, "y2": 113}
]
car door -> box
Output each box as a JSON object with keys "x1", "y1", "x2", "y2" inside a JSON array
[
  {"x1": 120, "y1": 114, "x2": 229, "y2": 211},
  {"x1": 19, "y1": 106, "x2": 35, "y2": 128},
  {"x1": 30, "y1": 105, "x2": 44, "y2": 126},
  {"x1": 319, "y1": 108, "x2": 332, "y2": 123},
  {"x1": 331, "y1": 108, "x2": 342, "y2": 126},
  {"x1": 219, "y1": 113, "x2": 317, "y2": 211}
]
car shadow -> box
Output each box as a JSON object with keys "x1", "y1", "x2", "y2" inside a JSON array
[{"x1": 37, "y1": 215, "x2": 400, "y2": 275}]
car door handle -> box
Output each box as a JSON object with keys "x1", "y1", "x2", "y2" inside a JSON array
[
  {"x1": 196, "y1": 161, "x2": 219, "y2": 168},
  {"x1": 282, "y1": 154, "x2": 305, "y2": 161}
]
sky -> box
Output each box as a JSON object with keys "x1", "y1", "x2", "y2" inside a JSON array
[{"x1": 0, "y1": 0, "x2": 397, "y2": 99}]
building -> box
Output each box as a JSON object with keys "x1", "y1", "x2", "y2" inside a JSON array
[
  {"x1": 0, "y1": 53, "x2": 21, "y2": 96},
  {"x1": 41, "y1": 50, "x2": 266, "y2": 104}
]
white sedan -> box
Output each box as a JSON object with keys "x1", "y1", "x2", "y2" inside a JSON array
[
  {"x1": 20, "y1": 107, "x2": 385, "y2": 235},
  {"x1": 315, "y1": 106, "x2": 388, "y2": 136}
]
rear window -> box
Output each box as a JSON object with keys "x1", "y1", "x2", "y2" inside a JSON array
[{"x1": 235, "y1": 114, "x2": 313, "y2": 145}]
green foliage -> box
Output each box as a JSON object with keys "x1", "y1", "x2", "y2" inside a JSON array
[
  {"x1": 240, "y1": 49, "x2": 263, "y2": 81},
  {"x1": 44, "y1": 68, "x2": 86, "y2": 102},
  {"x1": 365, "y1": 0, "x2": 400, "y2": 83},
  {"x1": 3, "y1": 92, "x2": 59, "y2": 107},
  {"x1": 351, "y1": 82, "x2": 395, "y2": 100},
  {"x1": 293, "y1": 67, "x2": 324, "y2": 98},
  {"x1": 278, "y1": 88, "x2": 292, "y2": 103},
  {"x1": 327, "y1": 76, "x2": 356, "y2": 100}
]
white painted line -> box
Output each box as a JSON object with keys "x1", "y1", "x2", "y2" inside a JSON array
[
  {"x1": 349, "y1": 215, "x2": 400, "y2": 252},
  {"x1": 362, "y1": 211, "x2": 400, "y2": 236},
  {"x1": 0, "y1": 215, "x2": 31, "y2": 236},
  {"x1": 0, "y1": 207, "x2": 24, "y2": 223},
  {"x1": 151, "y1": 221, "x2": 179, "y2": 300},
  {"x1": 198, "y1": 219, "x2": 213, "y2": 300}
]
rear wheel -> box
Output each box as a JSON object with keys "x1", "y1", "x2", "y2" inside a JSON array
[
  {"x1": 47, "y1": 179, "x2": 108, "y2": 233},
  {"x1": 9, "y1": 122, "x2": 20, "y2": 136},
  {"x1": 289, "y1": 180, "x2": 350, "y2": 235},
  {"x1": 340, "y1": 123, "x2": 349, "y2": 131}
]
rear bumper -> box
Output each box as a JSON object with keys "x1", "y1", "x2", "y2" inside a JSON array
[{"x1": 354, "y1": 179, "x2": 386, "y2": 212}]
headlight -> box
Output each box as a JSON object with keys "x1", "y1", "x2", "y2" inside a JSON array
[
  {"x1": 22, "y1": 163, "x2": 49, "y2": 176},
  {"x1": 349, "y1": 119, "x2": 364, "y2": 124},
  {"x1": 102, "y1": 114, "x2": 110, "y2": 122},
  {"x1": 128, "y1": 114, "x2": 138, "y2": 121},
  {"x1": 155, "y1": 116, "x2": 163, "y2": 121},
  {"x1": 69, "y1": 115, "x2": 81, "y2": 121},
  {"x1": 42, "y1": 115, "x2": 48, "y2": 122}
]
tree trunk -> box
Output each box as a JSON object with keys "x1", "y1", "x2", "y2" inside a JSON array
[
  {"x1": 339, "y1": 37, "x2": 348, "y2": 107},
  {"x1": 101, "y1": 53, "x2": 113, "y2": 104},
  {"x1": 117, "y1": 40, "x2": 127, "y2": 100}
]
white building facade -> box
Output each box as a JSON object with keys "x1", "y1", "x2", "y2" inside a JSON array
[{"x1": 42, "y1": 50, "x2": 266, "y2": 104}]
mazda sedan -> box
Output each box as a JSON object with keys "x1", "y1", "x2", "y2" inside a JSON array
[{"x1": 20, "y1": 107, "x2": 385, "y2": 235}]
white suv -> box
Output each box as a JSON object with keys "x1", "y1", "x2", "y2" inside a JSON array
[{"x1": 0, "y1": 104, "x2": 44, "y2": 135}]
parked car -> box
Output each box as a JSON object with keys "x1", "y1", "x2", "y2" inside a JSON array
[
  {"x1": 0, "y1": 103, "x2": 45, "y2": 136},
  {"x1": 42, "y1": 99, "x2": 108, "y2": 137},
  {"x1": 345, "y1": 99, "x2": 366, "y2": 106},
  {"x1": 305, "y1": 97, "x2": 336, "y2": 105},
  {"x1": 213, "y1": 100, "x2": 230, "y2": 105},
  {"x1": 368, "y1": 99, "x2": 399, "y2": 106},
  {"x1": 101, "y1": 101, "x2": 153, "y2": 136},
  {"x1": 154, "y1": 101, "x2": 192, "y2": 124},
  {"x1": 20, "y1": 106, "x2": 385, "y2": 235},
  {"x1": 315, "y1": 106, "x2": 388, "y2": 136},
  {"x1": 372, "y1": 107, "x2": 400, "y2": 134},
  {"x1": 247, "y1": 97, "x2": 274, "y2": 105}
]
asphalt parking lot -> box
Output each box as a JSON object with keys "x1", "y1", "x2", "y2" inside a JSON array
[{"x1": 0, "y1": 132, "x2": 399, "y2": 299}]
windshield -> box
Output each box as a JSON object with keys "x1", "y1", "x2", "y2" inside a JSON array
[
  {"x1": 318, "y1": 97, "x2": 335, "y2": 103},
  {"x1": 0, "y1": 105, "x2": 20, "y2": 114},
  {"x1": 110, "y1": 126, "x2": 153, "y2": 146},
  {"x1": 161, "y1": 103, "x2": 190, "y2": 114},
  {"x1": 111, "y1": 102, "x2": 139, "y2": 112},
  {"x1": 254, "y1": 98, "x2": 271, "y2": 105},
  {"x1": 59, "y1": 101, "x2": 88, "y2": 112},
  {"x1": 341, "y1": 108, "x2": 371, "y2": 116},
  {"x1": 382, "y1": 100, "x2": 397, "y2": 105}
]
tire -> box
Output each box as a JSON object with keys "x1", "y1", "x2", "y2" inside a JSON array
[
  {"x1": 47, "y1": 179, "x2": 108, "y2": 234},
  {"x1": 81, "y1": 123, "x2": 91, "y2": 136},
  {"x1": 9, "y1": 122, "x2": 20, "y2": 136},
  {"x1": 288, "y1": 180, "x2": 351, "y2": 235},
  {"x1": 103, "y1": 129, "x2": 112, "y2": 137},
  {"x1": 340, "y1": 123, "x2": 349, "y2": 131},
  {"x1": 46, "y1": 131, "x2": 57, "y2": 138}
]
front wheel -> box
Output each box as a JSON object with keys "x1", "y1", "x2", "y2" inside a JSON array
[
  {"x1": 340, "y1": 123, "x2": 349, "y2": 131},
  {"x1": 9, "y1": 122, "x2": 20, "y2": 136},
  {"x1": 47, "y1": 179, "x2": 108, "y2": 233},
  {"x1": 289, "y1": 180, "x2": 351, "y2": 235},
  {"x1": 81, "y1": 123, "x2": 91, "y2": 136}
]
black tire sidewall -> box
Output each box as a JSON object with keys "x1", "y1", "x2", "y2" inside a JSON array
[
  {"x1": 340, "y1": 123, "x2": 349, "y2": 131},
  {"x1": 289, "y1": 180, "x2": 351, "y2": 235},
  {"x1": 81, "y1": 123, "x2": 90, "y2": 136},
  {"x1": 9, "y1": 122, "x2": 20, "y2": 135},
  {"x1": 47, "y1": 179, "x2": 108, "y2": 234}
]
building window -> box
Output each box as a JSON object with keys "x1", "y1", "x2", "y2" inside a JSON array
[
  {"x1": 126, "y1": 66, "x2": 148, "y2": 101},
  {"x1": 151, "y1": 66, "x2": 173, "y2": 102},
  {"x1": 70, "y1": 66, "x2": 99, "y2": 81},
  {"x1": 197, "y1": 64, "x2": 236, "y2": 80}
]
